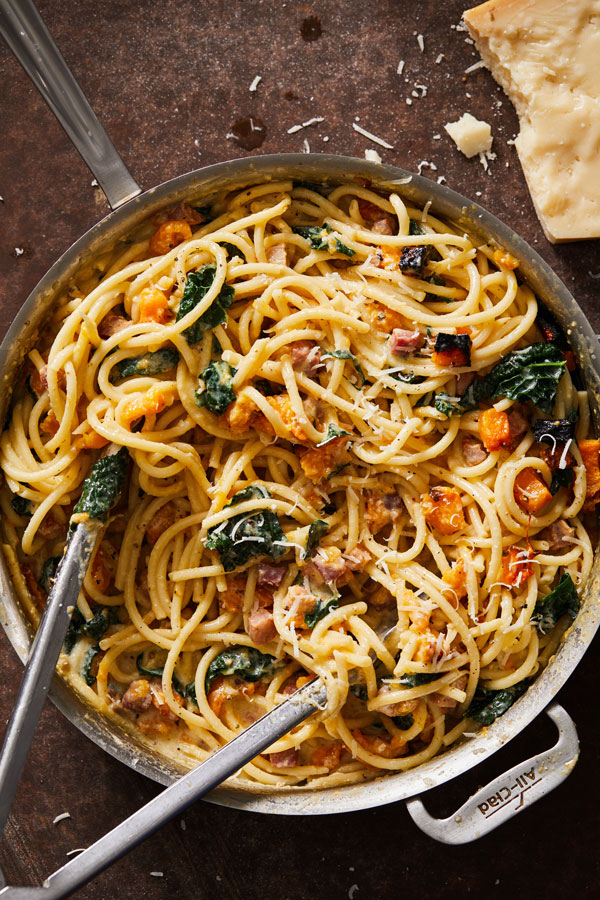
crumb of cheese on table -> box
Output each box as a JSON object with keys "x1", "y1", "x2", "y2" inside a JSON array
[
  {"x1": 444, "y1": 112, "x2": 493, "y2": 158},
  {"x1": 463, "y1": 0, "x2": 600, "y2": 243}
]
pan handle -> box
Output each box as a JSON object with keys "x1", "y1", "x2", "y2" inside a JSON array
[
  {"x1": 0, "y1": 0, "x2": 141, "y2": 210},
  {"x1": 405, "y1": 703, "x2": 579, "y2": 844}
]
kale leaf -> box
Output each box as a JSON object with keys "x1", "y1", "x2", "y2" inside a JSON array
[
  {"x1": 218, "y1": 241, "x2": 246, "y2": 261},
  {"x1": 82, "y1": 644, "x2": 101, "y2": 686},
  {"x1": 303, "y1": 519, "x2": 329, "y2": 560},
  {"x1": 466, "y1": 681, "x2": 529, "y2": 725},
  {"x1": 397, "y1": 672, "x2": 441, "y2": 687},
  {"x1": 39, "y1": 556, "x2": 61, "y2": 593},
  {"x1": 11, "y1": 496, "x2": 32, "y2": 517},
  {"x1": 533, "y1": 573, "x2": 580, "y2": 634},
  {"x1": 136, "y1": 649, "x2": 184, "y2": 694},
  {"x1": 195, "y1": 360, "x2": 236, "y2": 415},
  {"x1": 461, "y1": 343, "x2": 566, "y2": 414},
  {"x1": 205, "y1": 485, "x2": 287, "y2": 571},
  {"x1": 304, "y1": 596, "x2": 339, "y2": 629},
  {"x1": 109, "y1": 348, "x2": 179, "y2": 383},
  {"x1": 64, "y1": 606, "x2": 118, "y2": 652},
  {"x1": 72, "y1": 447, "x2": 129, "y2": 523},
  {"x1": 434, "y1": 392, "x2": 463, "y2": 418},
  {"x1": 176, "y1": 264, "x2": 234, "y2": 345},
  {"x1": 316, "y1": 423, "x2": 352, "y2": 446},
  {"x1": 550, "y1": 468, "x2": 574, "y2": 495},
  {"x1": 425, "y1": 273, "x2": 449, "y2": 302},
  {"x1": 205, "y1": 646, "x2": 278, "y2": 688},
  {"x1": 292, "y1": 224, "x2": 354, "y2": 256},
  {"x1": 393, "y1": 714, "x2": 414, "y2": 729},
  {"x1": 409, "y1": 219, "x2": 425, "y2": 235},
  {"x1": 322, "y1": 349, "x2": 366, "y2": 386},
  {"x1": 388, "y1": 371, "x2": 425, "y2": 384}
]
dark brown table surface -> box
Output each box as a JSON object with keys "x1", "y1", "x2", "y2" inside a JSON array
[{"x1": 1, "y1": 1, "x2": 599, "y2": 897}]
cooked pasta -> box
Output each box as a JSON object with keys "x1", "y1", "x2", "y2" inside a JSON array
[{"x1": 0, "y1": 179, "x2": 595, "y2": 788}]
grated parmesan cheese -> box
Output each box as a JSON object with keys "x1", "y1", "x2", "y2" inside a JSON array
[
  {"x1": 53, "y1": 812, "x2": 71, "y2": 825},
  {"x1": 397, "y1": 59, "x2": 405, "y2": 75},
  {"x1": 365, "y1": 148, "x2": 383, "y2": 164},
  {"x1": 249, "y1": 75, "x2": 262, "y2": 92},
  {"x1": 416, "y1": 33, "x2": 425, "y2": 52},
  {"x1": 352, "y1": 122, "x2": 394, "y2": 149},
  {"x1": 445, "y1": 113, "x2": 493, "y2": 159}
]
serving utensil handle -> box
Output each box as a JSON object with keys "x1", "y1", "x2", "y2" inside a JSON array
[
  {"x1": 0, "y1": 0, "x2": 141, "y2": 210},
  {"x1": 405, "y1": 703, "x2": 579, "y2": 844},
  {"x1": 0, "y1": 521, "x2": 102, "y2": 839},
  {"x1": 0, "y1": 680, "x2": 326, "y2": 900}
]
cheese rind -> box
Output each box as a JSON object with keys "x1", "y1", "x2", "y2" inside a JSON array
[
  {"x1": 464, "y1": 0, "x2": 600, "y2": 242},
  {"x1": 444, "y1": 113, "x2": 493, "y2": 158}
]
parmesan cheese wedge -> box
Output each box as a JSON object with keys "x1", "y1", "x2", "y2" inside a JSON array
[{"x1": 463, "y1": 0, "x2": 600, "y2": 242}]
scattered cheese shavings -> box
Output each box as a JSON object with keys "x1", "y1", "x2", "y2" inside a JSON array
[
  {"x1": 349, "y1": 886, "x2": 359, "y2": 900},
  {"x1": 416, "y1": 33, "x2": 425, "y2": 52},
  {"x1": 464, "y1": 60, "x2": 486, "y2": 74},
  {"x1": 180, "y1": 819, "x2": 187, "y2": 830},
  {"x1": 365, "y1": 148, "x2": 382, "y2": 164},
  {"x1": 90, "y1": 179, "x2": 98, "y2": 187},
  {"x1": 589, "y1": 271, "x2": 600, "y2": 279},
  {"x1": 249, "y1": 75, "x2": 262, "y2": 92},
  {"x1": 433, "y1": 133, "x2": 441, "y2": 140},
  {"x1": 287, "y1": 116, "x2": 324, "y2": 134},
  {"x1": 0, "y1": 195, "x2": 4, "y2": 201},
  {"x1": 406, "y1": 98, "x2": 413, "y2": 106},
  {"x1": 150, "y1": 872, "x2": 164, "y2": 878},
  {"x1": 417, "y1": 160, "x2": 437, "y2": 174},
  {"x1": 397, "y1": 60, "x2": 405, "y2": 75},
  {"x1": 435, "y1": 53, "x2": 444, "y2": 64},
  {"x1": 445, "y1": 113, "x2": 493, "y2": 159},
  {"x1": 437, "y1": 176, "x2": 447, "y2": 184},
  {"x1": 352, "y1": 122, "x2": 394, "y2": 149},
  {"x1": 323, "y1": 135, "x2": 329, "y2": 142},
  {"x1": 14, "y1": 247, "x2": 24, "y2": 257},
  {"x1": 303, "y1": 138, "x2": 310, "y2": 153},
  {"x1": 66, "y1": 849, "x2": 86, "y2": 857},
  {"x1": 53, "y1": 812, "x2": 71, "y2": 825}
]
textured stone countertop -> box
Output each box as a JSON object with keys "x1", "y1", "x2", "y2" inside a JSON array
[{"x1": 0, "y1": 1, "x2": 599, "y2": 897}]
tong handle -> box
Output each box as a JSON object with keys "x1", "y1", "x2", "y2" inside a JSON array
[
  {"x1": 0, "y1": 681, "x2": 325, "y2": 900},
  {"x1": 0, "y1": 0, "x2": 141, "y2": 209},
  {"x1": 0, "y1": 522, "x2": 102, "y2": 839}
]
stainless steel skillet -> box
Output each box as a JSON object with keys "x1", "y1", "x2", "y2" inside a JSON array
[{"x1": 0, "y1": 0, "x2": 599, "y2": 855}]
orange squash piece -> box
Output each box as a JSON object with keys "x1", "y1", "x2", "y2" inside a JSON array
[
  {"x1": 253, "y1": 394, "x2": 309, "y2": 443},
  {"x1": 500, "y1": 545, "x2": 535, "y2": 589},
  {"x1": 422, "y1": 486, "x2": 466, "y2": 535},
  {"x1": 300, "y1": 437, "x2": 351, "y2": 483},
  {"x1": 478, "y1": 408, "x2": 511, "y2": 452},
  {"x1": 148, "y1": 220, "x2": 192, "y2": 256},
  {"x1": 138, "y1": 286, "x2": 172, "y2": 324},
  {"x1": 513, "y1": 468, "x2": 552, "y2": 514},
  {"x1": 442, "y1": 558, "x2": 468, "y2": 603},
  {"x1": 311, "y1": 742, "x2": 344, "y2": 770},
  {"x1": 493, "y1": 248, "x2": 519, "y2": 270},
  {"x1": 578, "y1": 439, "x2": 600, "y2": 512},
  {"x1": 122, "y1": 384, "x2": 178, "y2": 427}
]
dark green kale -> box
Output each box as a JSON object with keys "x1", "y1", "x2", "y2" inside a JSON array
[
  {"x1": 72, "y1": 447, "x2": 129, "y2": 523},
  {"x1": 466, "y1": 681, "x2": 529, "y2": 725},
  {"x1": 550, "y1": 468, "x2": 575, "y2": 495},
  {"x1": 185, "y1": 682, "x2": 198, "y2": 705},
  {"x1": 39, "y1": 556, "x2": 61, "y2": 594},
  {"x1": 292, "y1": 224, "x2": 354, "y2": 256},
  {"x1": 461, "y1": 343, "x2": 566, "y2": 414},
  {"x1": 303, "y1": 519, "x2": 329, "y2": 560},
  {"x1": 192, "y1": 204, "x2": 213, "y2": 222},
  {"x1": 195, "y1": 360, "x2": 236, "y2": 415},
  {"x1": 218, "y1": 241, "x2": 246, "y2": 261},
  {"x1": 434, "y1": 392, "x2": 463, "y2": 418},
  {"x1": 82, "y1": 644, "x2": 101, "y2": 686},
  {"x1": 414, "y1": 391, "x2": 434, "y2": 408},
  {"x1": 204, "y1": 485, "x2": 287, "y2": 571},
  {"x1": 317, "y1": 423, "x2": 352, "y2": 447},
  {"x1": 109, "y1": 348, "x2": 179, "y2": 383},
  {"x1": 388, "y1": 371, "x2": 426, "y2": 384},
  {"x1": 11, "y1": 496, "x2": 32, "y2": 517},
  {"x1": 393, "y1": 714, "x2": 414, "y2": 729},
  {"x1": 409, "y1": 219, "x2": 425, "y2": 236},
  {"x1": 322, "y1": 349, "x2": 366, "y2": 386},
  {"x1": 64, "y1": 606, "x2": 118, "y2": 652},
  {"x1": 64, "y1": 608, "x2": 86, "y2": 653},
  {"x1": 205, "y1": 646, "x2": 278, "y2": 688},
  {"x1": 397, "y1": 672, "x2": 441, "y2": 687},
  {"x1": 533, "y1": 573, "x2": 580, "y2": 634},
  {"x1": 326, "y1": 462, "x2": 350, "y2": 480},
  {"x1": 176, "y1": 265, "x2": 234, "y2": 345},
  {"x1": 253, "y1": 378, "x2": 285, "y2": 396},
  {"x1": 304, "y1": 596, "x2": 339, "y2": 629},
  {"x1": 136, "y1": 650, "x2": 184, "y2": 694},
  {"x1": 424, "y1": 273, "x2": 449, "y2": 302}
]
